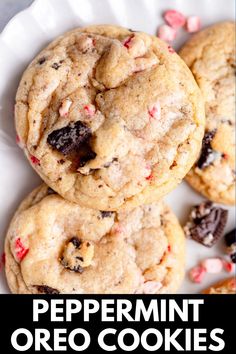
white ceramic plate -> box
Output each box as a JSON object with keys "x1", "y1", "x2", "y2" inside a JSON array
[{"x1": 0, "y1": 0, "x2": 235, "y2": 294}]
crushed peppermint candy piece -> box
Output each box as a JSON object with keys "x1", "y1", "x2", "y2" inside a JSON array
[
  {"x1": 15, "y1": 238, "x2": 29, "y2": 261},
  {"x1": 189, "y1": 265, "x2": 206, "y2": 283},
  {"x1": 158, "y1": 25, "x2": 177, "y2": 42},
  {"x1": 148, "y1": 102, "x2": 161, "y2": 120},
  {"x1": 186, "y1": 16, "x2": 201, "y2": 33},
  {"x1": 59, "y1": 98, "x2": 72, "y2": 117},
  {"x1": 164, "y1": 10, "x2": 186, "y2": 29},
  {"x1": 16, "y1": 134, "x2": 24, "y2": 148},
  {"x1": 167, "y1": 45, "x2": 175, "y2": 53},
  {"x1": 201, "y1": 258, "x2": 223, "y2": 274},
  {"x1": 30, "y1": 155, "x2": 40, "y2": 165},
  {"x1": 83, "y1": 104, "x2": 96, "y2": 117},
  {"x1": 143, "y1": 281, "x2": 162, "y2": 294},
  {"x1": 123, "y1": 35, "x2": 135, "y2": 49},
  {"x1": 184, "y1": 201, "x2": 228, "y2": 247},
  {"x1": 222, "y1": 260, "x2": 235, "y2": 273}
]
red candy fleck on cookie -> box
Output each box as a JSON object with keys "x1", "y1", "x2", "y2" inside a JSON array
[
  {"x1": 186, "y1": 16, "x2": 201, "y2": 33},
  {"x1": 201, "y1": 258, "x2": 223, "y2": 273},
  {"x1": 83, "y1": 104, "x2": 96, "y2": 117},
  {"x1": 158, "y1": 25, "x2": 177, "y2": 42},
  {"x1": 148, "y1": 102, "x2": 161, "y2": 120},
  {"x1": 123, "y1": 35, "x2": 135, "y2": 49},
  {"x1": 167, "y1": 245, "x2": 171, "y2": 252},
  {"x1": 15, "y1": 238, "x2": 29, "y2": 261},
  {"x1": 164, "y1": 10, "x2": 186, "y2": 29},
  {"x1": 222, "y1": 153, "x2": 229, "y2": 160},
  {"x1": 222, "y1": 260, "x2": 235, "y2": 273},
  {"x1": 189, "y1": 265, "x2": 206, "y2": 283},
  {"x1": 30, "y1": 155, "x2": 40, "y2": 165},
  {"x1": 167, "y1": 45, "x2": 175, "y2": 53}
]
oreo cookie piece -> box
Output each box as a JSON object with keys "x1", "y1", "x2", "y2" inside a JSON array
[
  {"x1": 35, "y1": 285, "x2": 60, "y2": 294},
  {"x1": 197, "y1": 130, "x2": 220, "y2": 169},
  {"x1": 184, "y1": 201, "x2": 228, "y2": 247},
  {"x1": 47, "y1": 121, "x2": 92, "y2": 155},
  {"x1": 225, "y1": 229, "x2": 236, "y2": 263}
]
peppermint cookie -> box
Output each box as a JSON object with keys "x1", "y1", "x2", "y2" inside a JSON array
[
  {"x1": 202, "y1": 277, "x2": 236, "y2": 294},
  {"x1": 15, "y1": 25, "x2": 204, "y2": 211},
  {"x1": 5, "y1": 185, "x2": 185, "y2": 294},
  {"x1": 180, "y1": 22, "x2": 236, "y2": 205}
]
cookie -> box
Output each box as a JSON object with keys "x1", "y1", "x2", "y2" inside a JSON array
[
  {"x1": 202, "y1": 277, "x2": 236, "y2": 294},
  {"x1": 5, "y1": 185, "x2": 185, "y2": 294},
  {"x1": 179, "y1": 22, "x2": 236, "y2": 205},
  {"x1": 15, "y1": 25, "x2": 205, "y2": 211}
]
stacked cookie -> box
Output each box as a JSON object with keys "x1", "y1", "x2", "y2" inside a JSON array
[{"x1": 7, "y1": 23, "x2": 230, "y2": 294}]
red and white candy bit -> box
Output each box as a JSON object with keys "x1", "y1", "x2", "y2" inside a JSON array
[
  {"x1": 189, "y1": 265, "x2": 206, "y2": 283},
  {"x1": 186, "y1": 16, "x2": 201, "y2": 33},
  {"x1": 16, "y1": 134, "x2": 24, "y2": 149},
  {"x1": 201, "y1": 258, "x2": 223, "y2": 274},
  {"x1": 158, "y1": 25, "x2": 177, "y2": 42},
  {"x1": 164, "y1": 10, "x2": 186, "y2": 29},
  {"x1": 83, "y1": 104, "x2": 96, "y2": 117},
  {"x1": 222, "y1": 260, "x2": 235, "y2": 273},
  {"x1": 123, "y1": 35, "x2": 135, "y2": 49},
  {"x1": 143, "y1": 281, "x2": 162, "y2": 294},
  {"x1": 148, "y1": 102, "x2": 161, "y2": 120},
  {"x1": 15, "y1": 238, "x2": 29, "y2": 261},
  {"x1": 167, "y1": 45, "x2": 175, "y2": 53},
  {"x1": 30, "y1": 155, "x2": 40, "y2": 165},
  {"x1": 59, "y1": 98, "x2": 72, "y2": 117}
]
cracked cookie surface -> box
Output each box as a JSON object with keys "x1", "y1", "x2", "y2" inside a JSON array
[
  {"x1": 5, "y1": 185, "x2": 185, "y2": 294},
  {"x1": 15, "y1": 25, "x2": 204, "y2": 211},
  {"x1": 180, "y1": 22, "x2": 236, "y2": 205}
]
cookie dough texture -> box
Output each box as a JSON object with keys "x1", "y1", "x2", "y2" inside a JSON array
[
  {"x1": 15, "y1": 25, "x2": 205, "y2": 211},
  {"x1": 202, "y1": 277, "x2": 236, "y2": 294},
  {"x1": 180, "y1": 22, "x2": 236, "y2": 205},
  {"x1": 5, "y1": 185, "x2": 185, "y2": 294}
]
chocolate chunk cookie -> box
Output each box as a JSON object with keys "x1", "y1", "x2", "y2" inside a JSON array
[
  {"x1": 15, "y1": 25, "x2": 204, "y2": 211},
  {"x1": 5, "y1": 185, "x2": 185, "y2": 294},
  {"x1": 180, "y1": 22, "x2": 236, "y2": 205}
]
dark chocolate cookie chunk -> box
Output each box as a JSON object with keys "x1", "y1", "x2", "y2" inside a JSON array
[
  {"x1": 35, "y1": 285, "x2": 60, "y2": 294},
  {"x1": 100, "y1": 211, "x2": 114, "y2": 218},
  {"x1": 47, "y1": 121, "x2": 92, "y2": 155},
  {"x1": 197, "y1": 130, "x2": 220, "y2": 169},
  {"x1": 184, "y1": 201, "x2": 228, "y2": 247},
  {"x1": 225, "y1": 229, "x2": 236, "y2": 263}
]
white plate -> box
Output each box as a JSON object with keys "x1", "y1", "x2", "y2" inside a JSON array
[{"x1": 0, "y1": 0, "x2": 235, "y2": 294}]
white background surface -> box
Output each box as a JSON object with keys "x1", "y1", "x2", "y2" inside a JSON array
[{"x1": 0, "y1": 0, "x2": 235, "y2": 293}]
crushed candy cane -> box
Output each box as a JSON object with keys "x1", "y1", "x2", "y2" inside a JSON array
[
  {"x1": 123, "y1": 35, "x2": 135, "y2": 49},
  {"x1": 201, "y1": 258, "x2": 223, "y2": 274},
  {"x1": 164, "y1": 10, "x2": 186, "y2": 29},
  {"x1": 148, "y1": 102, "x2": 161, "y2": 120},
  {"x1": 167, "y1": 45, "x2": 175, "y2": 53},
  {"x1": 158, "y1": 25, "x2": 177, "y2": 42},
  {"x1": 83, "y1": 104, "x2": 96, "y2": 117},
  {"x1": 186, "y1": 16, "x2": 201, "y2": 33},
  {"x1": 30, "y1": 155, "x2": 40, "y2": 165},
  {"x1": 189, "y1": 265, "x2": 206, "y2": 283},
  {"x1": 222, "y1": 260, "x2": 235, "y2": 273},
  {"x1": 59, "y1": 98, "x2": 72, "y2": 117},
  {"x1": 15, "y1": 238, "x2": 29, "y2": 261}
]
